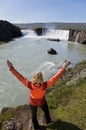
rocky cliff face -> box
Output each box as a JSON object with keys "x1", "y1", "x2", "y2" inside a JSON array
[
  {"x1": 0, "y1": 20, "x2": 22, "y2": 42},
  {"x1": 68, "y1": 29, "x2": 86, "y2": 44}
]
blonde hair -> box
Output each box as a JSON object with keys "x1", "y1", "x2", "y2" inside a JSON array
[{"x1": 32, "y1": 72, "x2": 44, "y2": 85}]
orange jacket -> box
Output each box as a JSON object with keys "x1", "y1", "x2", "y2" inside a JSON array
[{"x1": 9, "y1": 66, "x2": 65, "y2": 106}]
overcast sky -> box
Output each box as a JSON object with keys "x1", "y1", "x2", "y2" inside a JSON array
[{"x1": 0, "y1": 0, "x2": 86, "y2": 23}]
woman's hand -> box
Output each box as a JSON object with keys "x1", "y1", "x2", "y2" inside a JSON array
[
  {"x1": 63, "y1": 60, "x2": 71, "y2": 69},
  {"x1": 7, "y1": 60, "x2": 13, "y2": 68}
]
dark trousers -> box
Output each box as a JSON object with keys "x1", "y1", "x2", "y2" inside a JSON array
[{"x1": 30, "y1": 102, "x2": 51, "y2": 129}]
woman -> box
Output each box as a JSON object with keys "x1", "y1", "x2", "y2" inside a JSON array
[{"x1": 7, "y1": 60, "x2": 70, "y2": 130}]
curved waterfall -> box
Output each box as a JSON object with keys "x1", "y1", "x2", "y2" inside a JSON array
[{"x1": 22, "y1": 29, "x2": 69, "y2": 40}]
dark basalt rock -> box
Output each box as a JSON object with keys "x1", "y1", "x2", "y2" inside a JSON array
[
  {"x1": 81, "y1": 40, "x2": 86, "y2": 44},
  {"x1": 33, "y1": 27, "x2": 43, "y2": 36},
  {"x1": 47, "y1": 38, "x2": 60, "y2": 42},
  {"x1": 0, "y1": 20, "x2": 22, "y2": 42},
  {"x1": 47, "y1": 48, "x2": 58, "y2": 55},
  {"x1": 33, "y1": 27, "x2": 47, "y2": 36}
]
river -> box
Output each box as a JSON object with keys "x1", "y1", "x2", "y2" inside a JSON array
[{"x1": 0, "y1": 30, "x2": 86, "y2": 110}]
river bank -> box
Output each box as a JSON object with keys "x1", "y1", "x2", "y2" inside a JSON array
[{"x1": 0, "y1": 60, "x2": 86, "y2": 130}]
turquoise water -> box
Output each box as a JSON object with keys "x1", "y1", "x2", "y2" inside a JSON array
[{"x1": 0, "y1": 34, "x2": 86, "y2": 110}]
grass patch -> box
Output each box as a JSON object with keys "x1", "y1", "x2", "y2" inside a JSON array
[{"x1": 46, "y1": 78, "x2": 86, "y2": 130}]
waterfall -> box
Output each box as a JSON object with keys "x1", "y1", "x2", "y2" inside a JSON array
[
  {"x1": 22, "y1": 29, "x2": 69, "y2": 40},
  {"x1": 21, "y1": 29, "x2": 37, "y2": 38},
  {"x1": 44, "y1": 29, "x2": 69, "y2": 40},
  {"x1": 75, "y1": 32, "x2": 80, "y2": 42}
]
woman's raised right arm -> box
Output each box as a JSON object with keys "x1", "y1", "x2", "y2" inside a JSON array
[{"x1": 7, "y1": 60, "x2": 31, "y2": 88}]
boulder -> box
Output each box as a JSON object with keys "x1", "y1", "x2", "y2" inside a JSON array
[{"x1": 47, "y1": 48, "x2": 57, "y2": 55}]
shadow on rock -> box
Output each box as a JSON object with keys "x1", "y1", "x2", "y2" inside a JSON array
[
  {"x1": 46, "y1": 119, "x2": 82, "y2": 130},
  {"x1": 39, "y1": 125, "x2": 47, "y2": 130}
]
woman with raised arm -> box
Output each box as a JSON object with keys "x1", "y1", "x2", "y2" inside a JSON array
[{"x1": 7, "y1": 60, "x2": 70, "y2": 130}]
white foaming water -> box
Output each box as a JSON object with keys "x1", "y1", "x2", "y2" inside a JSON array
[
  {"x1": 43, "y1": 29, "x2": 69, "y2": 40},
  {"x1": 30, "y1": 61, "x2": 56, "y2": 80},
  {"x1": 22, "y1": 29, "x2": 69, "y2": 40},
  {"x1": 22, "y1": 29, "x2": 37, "y2": 38},
  {"x1": 30, "y1": 60, "x2": 66, "y2": 80}
]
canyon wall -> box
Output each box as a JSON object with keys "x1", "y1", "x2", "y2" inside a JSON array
[{"x1": 68, "y1": 29, "x2": 86, "y2": 44}]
